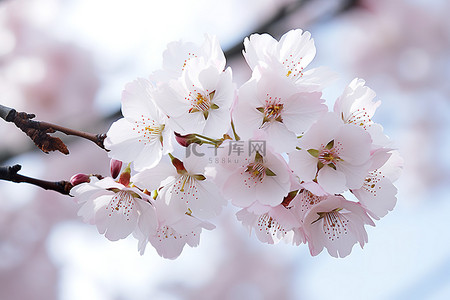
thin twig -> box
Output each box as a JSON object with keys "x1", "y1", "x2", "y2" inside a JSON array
[
  {"x1": 0, "y1": 164, "x2": 73, "y2": 195},
  {"x1": 0, "y1": 104, "x2": 106, "y2": 155}
]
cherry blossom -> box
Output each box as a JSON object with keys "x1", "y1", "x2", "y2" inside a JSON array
[
  {"x1": 352, "y1": 150, "x2": 403, "y2": 220},
  {"x1": 70, "y1": 175, "x2": 157, "y2": 242},
  {"x1": 104, "y1": 78, "x2": 173, "y2": 171},
  {"x1": 215, "y1": 140, "x2": 292, "y2": 208},
  {"x1": 242, "y1": 29, "x2": 336, "y2": 92},
  {"x1": 334, "y1": 78, "x2": 390, "y2": 146},
  {"x1": 233, "y1": 66, "x2": 327, "y2": 152},
  {"x1": 302, "y1": 195, "x2": 375, "y2": 258},
  {"x1": 289, "y1": 112, "x2": 373, "y2": 194},
  {"x1": 133, "y1": 154, "x2": 226, "y2": 223},
  {"x1": 137, "y1": 213, "x2": 215, "y2": 259},
  {"x1": 237, "y1": 201, "x2": 300, "y2": 245},
  {"x1": 153, "y1": 57, "x2": 235, "y2": 138},
  {"x1": 62, "y1": 28, "x2": 402, "y2": 260},
  {"x1": 153, "y1": 34, "x2": 226, "y2": 81}
]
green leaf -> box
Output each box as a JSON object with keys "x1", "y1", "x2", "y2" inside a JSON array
[
  {"x1": 256, "y1": 107, "x2": 265, "y2": 113},
  {"x1": 211, "y1": 103, "x2": 219, "y2": 109}
]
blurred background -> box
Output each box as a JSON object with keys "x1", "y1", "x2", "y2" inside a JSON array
[{"x1": 1, "y1": 0, "x2": 449, "y2": 299}]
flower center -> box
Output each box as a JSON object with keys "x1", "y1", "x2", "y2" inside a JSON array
[
  {"x1": 318, "y1": 149, "x2": 339, "y2": 165},
  {"x1": 134, "y1": 116, "x2": 164, "y2": 145},
  {"x1": 257, "y1": 96, "x2": 284, "y2": 128},
  {"x1": 188, "y1": 90, "x2": 217, "y2": 119},
  {"x1": 265, "y1": 103, "x2": 284, "y2": 120},
  {"x1": 246, "y1": 162, "x2": 266, "y2": 182},
  {"x1": 194, "y1": 93, "x2": 211, "y2": 112},
  {"x1": 317, "y1": 140, "x2": 342, "y2": 167}
]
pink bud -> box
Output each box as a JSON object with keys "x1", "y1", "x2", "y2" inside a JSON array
[
  {"x1": 110, "y1": 159, "x2": 122, "y2": 179},
  {"x1": 70, "y1": 173, "x2": 90, "y2": 186},
  {"x1": 174, "y1": 132, "x2": 200, "y2": 147},
  {"x1": 118, "y1": 164, "x2": 131, "y2": 187}
]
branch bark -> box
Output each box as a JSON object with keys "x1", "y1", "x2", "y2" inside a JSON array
[
  {"x1": 0, "y1": 164, "x2": 73, "y2": 195},
  {"x1": 0, "y1": 104, "x2": 106, "y2": 155}
]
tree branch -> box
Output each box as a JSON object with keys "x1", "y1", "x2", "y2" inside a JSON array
[
  {"x1": 0, "y1": 104, "x2": 106, "y2": 155},
  {"x1": 0, "y1": 164, "x2": 73, "y2": 195}
]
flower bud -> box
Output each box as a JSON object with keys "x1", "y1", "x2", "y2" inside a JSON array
[
  {"x1": 118, "y1": 164, "x2": 131, "y2": 186},
  {"x1": 110, "y1": 159, "x2": 122, "y2": 179},
  {"x1": 174, "y1": 132, "x2": 201, "y2": 147},
  {"x1": 70, "y1": 173, "x2": 90, "y2": 186}
]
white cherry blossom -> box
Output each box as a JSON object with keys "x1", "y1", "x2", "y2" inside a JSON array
[
  {"x1": 334, "y1": 78, "x2": 390, "y2": 146},
  {"x1": 215, "y1": 140, "x2": 292, "y2": 208},
  {"x1": 153, "y1": 57, "x2": 235, "y2": 138},
  {"x1": 149, "y1": 214, "x2": 214, "y2": 259},
  {"x1": 233, "y1": 66, "x2": 327, "y2": 152},
  {"x1": 133, "y1": 154, "x2": 226, "y2": 223},
  {"x1": 302, "y1": 195, "x2": 375, "y2": 258},
  {"x1": 153, "y1": 34, "x2": 226, "y2": 81},
  {"x1": 289, "y1": 112, "x2": 373, "y2": 194},
  {"x1": 104, "y1": 78, "x2": 173, "y2": 171},
  {"x1": 237, "y1": 201, "x2": 300, "y2": 245},
  {"x1": 71, "y1": 176, "x2": 157, "y2": 242},
  {"x1": 243, "y1": 29, "x2": 336, "y2": 91},
  {"x1": 352, "y1": 150, "x2": 403, "y2": 219}
]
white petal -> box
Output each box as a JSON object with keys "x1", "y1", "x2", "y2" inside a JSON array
[
  {"x1": 94, "y1": 192, "x2": 139, "y2": 241},
  {"x1": 298, "y1": 112, "x2": 342, "y2": 150},
  {"x1": 264, "y1": 121, "x2": 297, "y2": 153},
  {"x1": 336, "y1": 124, "x2": 372, "y2": 165},
  {"x1": 295, "y1": 67, "x2": 338, "y2": 92},
  {"x1": 336, "y1": 160, "x2": 371, "y2": 190},
  {"x1": 131, "y1": 162, "x2": 176, "y2": 191},
  {"x1": 317, "y1": 167, "x2": 347, "y2": 194},
  {"x1": 136, "y1": 199, "x2": 158, "y2": 237},
  {"x1": 132, "y1": 141, "x2": 163, "y2": 171},
  {"x1": 242, "y1": 33, "x2": 277, "y2": 70},
  {"x1": 121, "y1": 78, "x2": 158, "y2": 119},
  {"x1": 288, "y1": 150, "x2": 318, "y2": 183},
  {"x1": 277, "y1": 29, "x2": 315, "y2": 71},
  {"x1": 353, "y1": 174, "x2": 398, "y2": 219},
  {"x1": 186, "y1": 180, "x2": 226, "y2": 220},
  {"x1": 282, "y1": 92, "x2": 327, "y2": 134}
]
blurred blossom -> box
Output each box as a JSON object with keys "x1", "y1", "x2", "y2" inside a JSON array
[
  {"x1": 324, "y1": 0, "x2": 450, "y2": 204},
  {"x1": 0, "y1": 0, "x2": 100, "y2": 156}
]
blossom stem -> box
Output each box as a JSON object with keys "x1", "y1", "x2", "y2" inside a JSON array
[
  {"x1": 231, "y1": 121, "x2": 240, "y2": 141},
  {"x1": 0, "y1": 164, "x2": 73, "y2": 195},
  {"x1": 193, "y1": 133, "x2": 222, "y2": 145},
  {"x1": 0, "y1": 104, "x2": 106, "y2": 155}
]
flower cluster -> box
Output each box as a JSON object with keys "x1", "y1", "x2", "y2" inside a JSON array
[{"x1": 71, "y1": 29, "x2": 402, "y2": 259}]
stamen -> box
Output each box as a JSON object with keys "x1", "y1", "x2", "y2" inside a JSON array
[
  {"x1": 245, "y1": 162, "x2": 266, "y2": 183},
  {"x1": 134, "y1": 116, "x2": 164, "y2": 145},
  {"x1": 259, "y1": 96, "x2": 284, "y2": 128},
  {"x1": 283, "y1": 54, "x2": 304, "y2": 78}
]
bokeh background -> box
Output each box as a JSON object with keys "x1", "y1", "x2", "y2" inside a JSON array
[{"x1": 1, "y1": 0, "x2": 449, "y2": 299}]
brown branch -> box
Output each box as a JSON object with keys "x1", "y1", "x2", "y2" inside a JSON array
[
  {"x1": 0, "y1": 104, "x2": 106, "y2": 155},
  {"x1": 0, "y1": 164, "x2": 73, "y2": 195}
]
